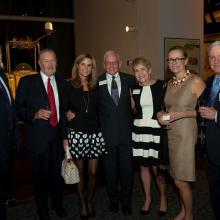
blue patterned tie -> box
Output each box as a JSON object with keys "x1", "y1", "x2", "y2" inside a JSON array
[
  {"x1": 111, "y1": 76, "x2": 119, "y2": 105},
  {"x1": 209, "y1": 76, "x2": 220, "y2": 106}
]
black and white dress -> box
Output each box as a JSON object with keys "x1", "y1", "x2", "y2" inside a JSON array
[
  {"x1": 131, "y1": 80, "x2": 166, "y2": 167},
  {"x1": 63, "y1": 81, "x2": 106, "y2": 160}
]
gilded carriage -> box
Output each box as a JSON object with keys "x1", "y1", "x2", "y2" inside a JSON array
[{"x1": 5, "y1": 39, "x2": 40, "y2": 98}]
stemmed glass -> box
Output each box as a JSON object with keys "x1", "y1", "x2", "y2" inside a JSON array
[
  {"x1": 197, "y1": 99, "x2": 208, "y2": 158},
  {"x1": 45, "y1": 105, "x2": 50, "y2": 111},
  {"x1": 45, "y1": 105, "x2": 51, "y2": 119},
  {"x1": 161, "y1": 103, "x2": 170, "y2": 130},
  {"x1": 198, "y1": 99, "x2": 208, "y2": 127}
]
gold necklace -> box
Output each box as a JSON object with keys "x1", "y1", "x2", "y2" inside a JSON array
[{"x1": 172, "y1": 70, "x2": 190, "y2": 86}]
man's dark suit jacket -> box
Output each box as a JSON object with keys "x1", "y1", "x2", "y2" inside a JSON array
[
  {"x1": 201, "y1": 75, "x2": 220, "y2": 165},
  {"x1": 0, "y1": 69, "x2": 17, "y2": 161},
  {"x1": 98, "y1": 72, "x2": 135, "y2": 147},
  {"x1": 15, "y1": 73, "x2": 65, "y2": 154}
]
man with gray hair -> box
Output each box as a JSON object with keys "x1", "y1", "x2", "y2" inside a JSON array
[
  {"x1": 98, "y1": 50, "x2": 135, "y2": 216},
  {"x1": 16, "y1": 49, "x2": 67, "y2": 220},
  {"x1": 199, "y1": 40, "x2": 220, "y2": 219}
]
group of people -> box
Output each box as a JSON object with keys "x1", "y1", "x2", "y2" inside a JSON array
[{"x1": 0, "y1": 41, "x2": 220, "y2": 220}]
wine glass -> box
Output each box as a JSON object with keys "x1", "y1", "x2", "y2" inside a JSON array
[
  {"x1": 161, "y1": 104, "x2": 170, "y2": 129},
  {"x1": 198, "y1": 99, "x2": 208, "y2": 127},
  {"x1": 197, "y1": 99, "x2": 208, "y2": 159},
  {"x1": 45, "y1": 105, "x2": 51, "y2": 118}
]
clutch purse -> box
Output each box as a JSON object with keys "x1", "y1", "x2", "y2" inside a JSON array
[{"x1": 61, "y1": 158, "x2": 80, "y2": 184}]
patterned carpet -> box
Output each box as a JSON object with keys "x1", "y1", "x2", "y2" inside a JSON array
[{"x1": 7, "y1": 158, "x2": 215, "y2": 220}]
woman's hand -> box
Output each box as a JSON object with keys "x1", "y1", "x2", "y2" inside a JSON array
[
  {"x1": 168, "y1": 111, "x2": 183, "y2": 122},
  {"x1": 168, "y1": 110, "x2": 196, "y2": 122},
  {"x1": 157, "y1": 111, "x2": 171, "y2": 126},
  {"x1": 63, "y1": 139, "x2": 72, "y2": 161},
  {"x1": 66, "y1": 110, "x2": 75, "y2": 121}
]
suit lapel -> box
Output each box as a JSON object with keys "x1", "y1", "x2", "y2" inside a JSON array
[
  {"x1": 99, "y1": 74, "x2": 112, "y2": 99},
  {"x1": 118, "y1": 73, "x2": 126, "y2": 106},
  {"x1": 0, "y1": 72, "x2": 14, "y2": 102},
  {"x1": 206, "y1": 75, "x2": 215, "y2": 105},
  {"x1": 54, "y1": 75, "x2": 62, "y2": 110},
  {"x1": 35, "y1": 73, "x2": 49, "y2": 102}
]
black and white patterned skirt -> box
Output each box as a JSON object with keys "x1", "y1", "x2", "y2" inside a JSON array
[{"x1": 68, "y1": 128, "x2": 107, "y2": 160}]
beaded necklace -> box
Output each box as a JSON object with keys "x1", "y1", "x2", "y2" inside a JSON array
[{"x1": 172, "y1": 70, "x2": 190, "y2": 86}]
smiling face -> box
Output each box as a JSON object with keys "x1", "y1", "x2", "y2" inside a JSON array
[
  {"x1": 133, "y1": 63, "x2": 151, "y2": 85},
  {"x1": 77, "y1": 57, "x2": 93, "y2": 79},
  {"x1": 38, "y1": 50, "x2": 57, "y2": 77},
  {"x1": 208, "y1": 45, "x2": 220, "y2": 74},
  {"x1": 167, "y1": 49, "x2": 188, "y2": 75},
  {"x1": 103, "y1": 51, "x2": 122, "y2": 75}
]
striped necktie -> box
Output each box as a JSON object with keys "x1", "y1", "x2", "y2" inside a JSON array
[{"x1": 111, "y1": 76, "x2": 119, "y2": 105}]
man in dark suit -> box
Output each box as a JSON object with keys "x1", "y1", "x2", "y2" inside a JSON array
[
  {"x1": 199, "y1": 41, "x2": 220, "y2": 220},
  {"x1": 0, "y1": 45, "x2": 17, "y2": 220},
  {"x1": 16, "y1": 49, "x2": 66, "y2": 220},
  {"x1": 98, "y1": 50, "x2": 135, "y2": 216}
]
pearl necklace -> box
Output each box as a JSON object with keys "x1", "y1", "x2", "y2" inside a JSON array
[{"x1": 172, "y1": 70, "x2": 190, "y2": 86}]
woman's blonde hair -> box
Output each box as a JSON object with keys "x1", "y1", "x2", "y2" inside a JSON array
[
  {"x1": 70, "y1": 53, "x2": 97, "y2": 88},
  {"x1": 132, "y1": 57, "x2": 151, "y2": 70}
]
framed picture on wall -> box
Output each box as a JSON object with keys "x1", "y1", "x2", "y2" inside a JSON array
[{"x1": 164, "y1": 38, "x2": 200, "y2": 79}]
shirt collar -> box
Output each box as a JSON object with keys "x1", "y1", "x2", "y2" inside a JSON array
[
  {"x1": 106, "y1": 72, "x2": 119, "y2": 79},
  {"x1": 40, "y1": 71, "x2": 55, "y2": 81},
  {"x1": 215, "y1": 74, "x2": 220, "y2": 79}
]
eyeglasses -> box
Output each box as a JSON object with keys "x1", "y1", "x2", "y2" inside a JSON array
[
  {"x1": 105, "y1": 61, "x2": 119, "y2": 66},
  {"x1": 208, "y1": 56, "x2": 220, "y2": 62},
  {"x1": 167, "y1": 57, "x2": 185, "y2": 64}
]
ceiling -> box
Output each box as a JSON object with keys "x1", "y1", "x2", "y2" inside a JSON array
[
  {"x1": 1, "y1": 1, "x2": 220, "y2": 44},
  {"x1": 0, "y1": 0, "x2": 74, "y2": 77},
  {"x1": 0, "y1": 0, "x2": 73, "y2": 46}
]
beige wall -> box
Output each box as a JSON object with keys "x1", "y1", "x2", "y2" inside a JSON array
[
  {"x1": 74, "y1": 0, "x2": 138, "y2": 75},
  {"x1": 160, "y1": 0, "x2": 204, "y2": 78},
  {"x1": 74, "y1": 0, "x2": 203, "y2": 79}
]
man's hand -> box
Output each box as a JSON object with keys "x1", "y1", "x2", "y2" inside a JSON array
[
  {"x1": 199, "y1": 106, "x2": 217, "y2": 120},
  {"x1": 34, "y1": 109, "x2": 51, "y2": 120}
]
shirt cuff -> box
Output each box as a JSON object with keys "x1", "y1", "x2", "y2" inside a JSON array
[{"x1": 215, "y1": 111, "x2": 218, "y2": 123}]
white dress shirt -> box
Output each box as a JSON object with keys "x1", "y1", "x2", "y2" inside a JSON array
[
  {"x1": 40, "y1": 71, "x2": 60, "y2": 121},
  {"x1": 106, "y1": 72, "x2": 121, "y2": 97}
]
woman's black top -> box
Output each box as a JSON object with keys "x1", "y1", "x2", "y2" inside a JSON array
[{"x1": 63, "y1": 81, "x2": 100, "y2": 138}]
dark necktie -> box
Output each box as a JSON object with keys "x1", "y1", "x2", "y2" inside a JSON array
[
  {"x1": 47, "y1": 78, "x2": 58, "y2": 127},
  {"x1": 209, "y1": 76, "x2": 220, "y2": 106},
  {"x1": 111, "y1": 76, "x2": 119, "y2": 105}
]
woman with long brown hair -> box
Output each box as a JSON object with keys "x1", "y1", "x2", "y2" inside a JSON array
[{"x1": 63, "y1": 54, "x2": 106, "y2": 220}]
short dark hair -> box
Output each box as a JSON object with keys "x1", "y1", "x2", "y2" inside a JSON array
[{"x1": 168, "y1": 45, "x2": 188, "y2": 58}]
